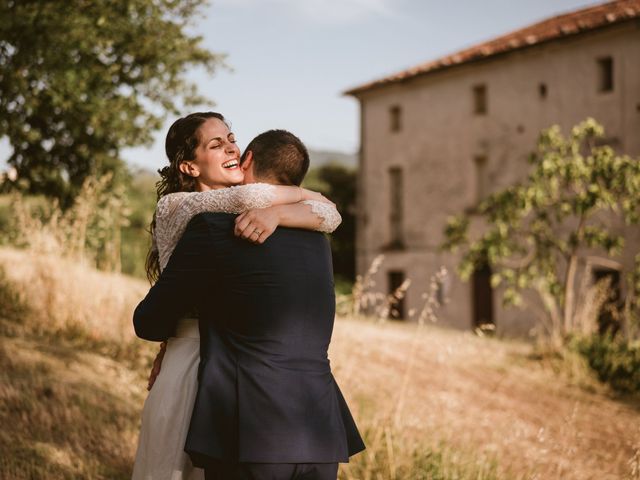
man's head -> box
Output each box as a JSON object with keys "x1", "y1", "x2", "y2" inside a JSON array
[{"x1": 240, "y1": 130, "x2": 310, "y2": 186}]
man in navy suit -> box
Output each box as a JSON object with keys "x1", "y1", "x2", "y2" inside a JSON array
[{"x1": 134, "y1": 130, "x2": 364, "y2": 480}]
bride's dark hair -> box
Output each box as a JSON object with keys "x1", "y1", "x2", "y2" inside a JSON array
[{"x1": 145, "y1": 112, "x2": 227, "y2": 283}]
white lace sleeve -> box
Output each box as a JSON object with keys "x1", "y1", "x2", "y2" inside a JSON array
[
  {"x1": 154, "y1": 184, "x2": 276, "y2": 270},
  {"x1": 301, "y1": 200, "x2": 342, "y2": 233}
]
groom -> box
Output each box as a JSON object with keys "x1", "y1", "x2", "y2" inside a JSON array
[{"x1": 133, "y1": 129, "x2": 364, "y2": 479}]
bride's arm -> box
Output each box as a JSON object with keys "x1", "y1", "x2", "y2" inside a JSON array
[
  {"x1": 154, "y1": 183, "x2": 323, "y2": 266},
  {"x1": 234, "y1": 200, "x2": 342, "y2": 244},
  {"x1": 167, "y1": 183, "x2": 324, "y2": 215}
]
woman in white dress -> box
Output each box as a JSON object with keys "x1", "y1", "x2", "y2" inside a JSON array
[{"x1": 131, "y1": 112, "x2": 341, "y2": 480}]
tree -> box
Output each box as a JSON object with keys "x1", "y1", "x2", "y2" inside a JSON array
[
  {"x1": 442, "y1": 119, "x2": 640, "y2": 345},
  {"x1": 303, "y1": 163, "x2": 357, "y2": 284},
  {"x1": 0, "y1": 0, "x2": 222, "y2": 204}
]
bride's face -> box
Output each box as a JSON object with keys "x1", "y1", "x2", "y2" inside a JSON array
[{"x1": 188, "y1": 118, "x2": 243, "y2": 190}]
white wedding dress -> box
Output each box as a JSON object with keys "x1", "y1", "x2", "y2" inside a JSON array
[{"x1": 131, "y1": 184, "x2": 342, "y2": 480}]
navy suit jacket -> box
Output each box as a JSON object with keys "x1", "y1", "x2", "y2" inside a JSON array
[{"x1": 133, "y1": 212, "x2": 365, "y2": 465}]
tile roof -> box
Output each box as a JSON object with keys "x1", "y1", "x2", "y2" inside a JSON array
[{"x1": 344, "y1": 0, "x2": 640, "y2": 96}]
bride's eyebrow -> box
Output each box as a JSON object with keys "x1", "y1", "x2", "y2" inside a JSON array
[{"x1": 206, "y1": 136, "x2": 223, "y2": 145}]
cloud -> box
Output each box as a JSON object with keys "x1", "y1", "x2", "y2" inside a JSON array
[{"x1": 213, "y1": 0, "x2": 404, "y2": 25}]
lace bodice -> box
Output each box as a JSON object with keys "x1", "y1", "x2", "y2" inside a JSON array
[{"x1": 154, "y1": 183, "x2": 341, "y2": 270}]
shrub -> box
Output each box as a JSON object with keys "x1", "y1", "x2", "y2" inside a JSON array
[
  {"x1": 0, "y1": 266, "x2": 28, "y2": 324},
  {"x1": 572, "y1": 334, "x2": 640, "y2": 394}
]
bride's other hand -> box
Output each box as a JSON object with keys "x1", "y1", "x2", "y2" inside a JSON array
[
  {"x1": 147, "y1": 341, "x2": 167, "y2": 391},
  {"x1": 234, "y1": 207, "x2": 279, "y2": 244}
]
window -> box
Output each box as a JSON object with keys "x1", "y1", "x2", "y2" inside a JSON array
[
  {"x1": 389, "y1": 167, "x2": 403, "y2": 247},
  {"x1": 473, "y1": 155, "x2": 488, "y2": 203},
  {"x1": 538, "y1": 83, "x2": 548, "y2": 99},
  {"x1": 436, "y1": 272, "x2": 450, "y2": 307},
  {"x1": 473, "y1": 84, "x2": 487, "y2": 115},
  {"x1": 597, "y1": 57, "x2": 613, "y2": 92},
  {"x1": 389, "y1": 105, "x2": 402, "y2": 132},
  {"x1": 388, "y1": 270, "x2": 406, "y2": 320}
]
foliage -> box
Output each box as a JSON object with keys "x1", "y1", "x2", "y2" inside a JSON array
[
  {"x1": 0, "y1": 0, "x2": 222, "y2": 205},
  {"x1": 0, "y1": 265, "x2": 27, "y2": 323},
  {"x1": 121, "y1": 168, "x2": 158, "y2": 279},
  {"x1": 303, "y1": 162, "x2": 357, "y2": 282},
  {"x1": 0, "y1": 194, "x2": 11, "y2": 241},
  {"x1": 442, "y1": 119, "x2": 640, "y2": 344},
  {"x1": 571, "y1": 334, "x2": 640, "y2": 394},
  {"x1": 1, "y1": 173, "x2": 129, "y2": 271}
]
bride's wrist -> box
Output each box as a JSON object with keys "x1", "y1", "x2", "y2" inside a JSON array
[{"x1": 270, "y1": 205, "x2": 285, "y2": 224}]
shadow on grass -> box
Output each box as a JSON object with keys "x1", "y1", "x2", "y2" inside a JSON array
[{"x1": 0, "y1": 323, "x2": 148, "y2": 479}]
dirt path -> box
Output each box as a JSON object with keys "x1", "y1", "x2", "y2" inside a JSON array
[{"x1": 329, "y1": 318, "x2": 640, "y2": 480}]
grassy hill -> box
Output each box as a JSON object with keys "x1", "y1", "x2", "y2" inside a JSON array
[
  {"x1": 0, "y1": 247, "x2": 153, "y2": 479},
  {"x1": 0, "y1": 247, "x2": 638, "y2": 479}
]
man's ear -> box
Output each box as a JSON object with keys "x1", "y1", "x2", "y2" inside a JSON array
[
  {"x1": 241, "y1": 151, "x2": 253, "y2": 172},
  {"x1": 179, "y1": 161, "x2": 199, "y2": 178}
]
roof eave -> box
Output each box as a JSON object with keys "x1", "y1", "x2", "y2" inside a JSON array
[{"x1": 343, "y1": 14, "x2": 638, "y2": 98}]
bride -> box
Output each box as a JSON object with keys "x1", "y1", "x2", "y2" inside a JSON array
[{"x1": 131, "y1": 112, "x2": 341, "y2": 480}]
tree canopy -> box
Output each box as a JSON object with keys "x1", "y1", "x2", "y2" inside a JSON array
[{"x1": 0, "y1": 0, "x2": 222, "y2": 204}]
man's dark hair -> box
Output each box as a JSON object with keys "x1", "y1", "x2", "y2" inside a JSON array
[{"x1": 241, "y1": 129, "x2": 310, "y2": 186}]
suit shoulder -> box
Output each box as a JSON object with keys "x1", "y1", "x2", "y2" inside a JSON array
[
  {"x1": 272, "y1": 227, "x2": 330, "y2": 248},
  {"x1": 178, "y1": 213, "x2": 214, "y2": 241},
  {"x1": 195, "y1": 211, "x2": 236, "y2": 221},
  {"x1": 191, "y1": 211, "x2": 237, "y2": 227},
  {"x1": 276, "y1": 227, "x2": 326, "y2": 238}
]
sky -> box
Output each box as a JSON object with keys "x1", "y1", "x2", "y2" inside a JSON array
[{"x1": 1, "y1": 0, "x2": 602, "y2": 172}]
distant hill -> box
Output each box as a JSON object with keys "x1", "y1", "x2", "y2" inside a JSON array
[{"x1": 308, "y1": 149, "x2": 357, "y2": 169}]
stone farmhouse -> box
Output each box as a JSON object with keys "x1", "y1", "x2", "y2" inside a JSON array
[{"x1": 345, "y1": 0, "x2": 640, "y2": 336}]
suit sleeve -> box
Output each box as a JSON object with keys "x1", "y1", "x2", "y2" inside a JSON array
[{"x1": 133, "y1": 214, "x2": 213, "y2": 341}]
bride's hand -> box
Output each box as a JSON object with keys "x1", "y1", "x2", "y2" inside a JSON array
[
  {"x1": 147, "y1": 341, "x2": 167, "y2": 391},
  {"x1": 234, "y1": 207, "x2": 279, "y2": 244}
]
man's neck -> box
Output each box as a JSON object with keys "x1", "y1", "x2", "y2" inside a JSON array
[
  {"x1": 242, "y1": 175, "x2": 282, "y2": 186},
  {"x1": 196, "y1": 181, "x2": 238, "y2": 192}
]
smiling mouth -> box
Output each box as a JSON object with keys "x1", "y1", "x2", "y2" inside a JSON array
[{"x1": 222, "y1": 160, "x2": 239, "y2": 169}]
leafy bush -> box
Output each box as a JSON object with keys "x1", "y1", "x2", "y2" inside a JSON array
[
  {"x1": 0, "y1": 266, "x2": 28, "y2": 324},
  {"x1": 120, "y1": 168, "x2": 157, "y2": 279},
  {"x1": 303, "y1": 163, "x2": 356, "y2": 282},
  {"x1": 572, "y1": 334, "x2": 640, "y2": 394}
]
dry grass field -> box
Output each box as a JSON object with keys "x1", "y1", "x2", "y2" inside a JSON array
[
  {"x1": 330, "y1": 319, "x2": 640, "y2": 479},
  {"x1": 0, "y1": 246, "x2": 638, "y2": 479}
]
